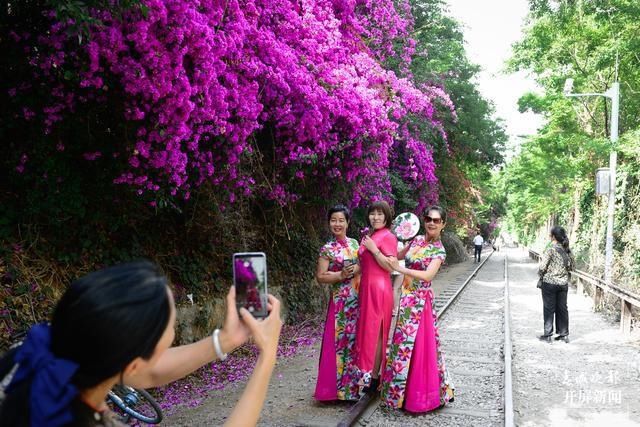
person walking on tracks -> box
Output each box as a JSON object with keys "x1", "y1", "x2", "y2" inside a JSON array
[
  {"x1": 473, "y1": 231, "x2": 484, "y2": 262},
  {"x1": 0, "y1": 261, "x2": 283, "y2": 427},
  {"x1": 538, "y1": 226, "x2": 575, "y2": 343},
  {"x1": 381, "y1": 206, "x2": 454, "y2": 412},
  {"x1": 352, "y1": 201, "x2": 398, "y2": 393},
  {"x1": 314, "y1": 204, "x2": 362, "y2": 401}
]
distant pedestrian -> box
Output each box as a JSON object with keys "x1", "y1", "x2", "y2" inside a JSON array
[
  {"x1": 473, "y1": 231, "x2": 484, "y2": 262},
  {"x1": 538, "y1": 226, "x2": 575, "y2": 343}
]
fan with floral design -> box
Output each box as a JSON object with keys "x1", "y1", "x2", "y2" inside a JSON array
[{"x1": 391, "y1": 212, "x2": 420, "y2": 242}]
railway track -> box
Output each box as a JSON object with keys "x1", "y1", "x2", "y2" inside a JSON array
[
  {"x1": 164, "y1": 251, "x2": 515, "y2": 426},
  {"x1": 339, "y1": 250, "x2": 515, "y2": 427}
]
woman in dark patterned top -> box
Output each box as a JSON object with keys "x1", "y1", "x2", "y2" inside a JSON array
[
  {"x1": 0, "y1": 261, "x2": 282, "y2": 427},
  {"x1": 538, "y1": 226, "x2": 575, "y2": 343}
]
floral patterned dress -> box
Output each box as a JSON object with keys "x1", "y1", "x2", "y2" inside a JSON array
[
  {"x1": 314, "y1": 237, "x2": 362, "y2": 401},
  {"x1": 381, "y1": 236, "x2": 454, "y2": 412}
]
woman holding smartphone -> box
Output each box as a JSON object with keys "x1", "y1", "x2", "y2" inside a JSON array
[
  {"x1": 381, "y1": 206, "x2": 454, "y2": 412},
  {"x1": 314, "y1": 204, "x2": 361, "y2": 401},
  {"x1": 0, "y1": 261, "x2": 282, "y2": 427},
  {"x1": 353, "y1": 200, "x2": 398, "y2": 392}
]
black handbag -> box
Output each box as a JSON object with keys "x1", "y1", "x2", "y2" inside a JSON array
[{"x1": 537, "y1": 258, "x2": 548, "y2": 289}]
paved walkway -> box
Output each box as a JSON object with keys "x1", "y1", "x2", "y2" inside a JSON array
[{"x1": 508, "y1": 248, "x2": 640, "y2": 426}]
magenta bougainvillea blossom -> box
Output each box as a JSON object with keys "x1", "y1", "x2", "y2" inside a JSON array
[
  {"x1": 19, "y1": 0, "x2": 454, "y2": 209},
  {"x1": 154, "y1": 322, "x2": 321, "y2": 415}
]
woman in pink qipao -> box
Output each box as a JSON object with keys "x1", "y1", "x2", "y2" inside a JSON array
[
  {"x1": 381, "y1": 205, "x2": 454, "y2": 412},
  {"x1": 353, "y1": 201, "x2": 398, "y2": 392},
  {"x1": 314, "y1": 205, "x2": 361, "y2": 401}
]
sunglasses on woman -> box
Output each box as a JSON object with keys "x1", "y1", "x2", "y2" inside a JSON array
[{"x1": 424, "y1": 216, "x2": 443, "y2": 224}]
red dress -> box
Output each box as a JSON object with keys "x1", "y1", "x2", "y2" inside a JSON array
[{"x1": 353, "y1": 228, "x2": 398, "y2": 386}]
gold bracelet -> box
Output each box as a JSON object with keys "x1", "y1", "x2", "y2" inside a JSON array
[{"x1": 373, "y1": 250, "x2": 381, "y2": 257}]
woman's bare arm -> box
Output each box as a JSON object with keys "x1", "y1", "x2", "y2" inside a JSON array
[
  {"x1": 397, "y1": 241, "x2": 412, "y2": 260},
  {"x1": 127, "y1": 288, "x2": 250, "y2": 388},
  {"x1": 372, "y1": 251, "x2": 396, "y2": 272},
  {"x1": 316, "y1": 257, "x2": 347, "y2": 284},
  {"x1": 224, "y1": 296, "x2": 282, "y2": 427},
  {"x1": 393, "y1": 257, "x2": 443, "y2": 283},
  {"x1": 362, "y1": 235, "x2": 395, "y2": 272}
]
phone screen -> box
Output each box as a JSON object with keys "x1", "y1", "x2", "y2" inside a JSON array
[{"x1": 233, "y1": 252, "x2": 268, "y2": 318}]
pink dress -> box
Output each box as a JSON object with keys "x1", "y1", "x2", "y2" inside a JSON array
[
  {"x1": 314, "y1": 238, "x2": 361, "y2": 401},
  {"x1": 352, "y1": 228, "x2": 397, "y2": 387},
  {"x1": 380, "y1": 236, "x2": 454, "y2": 412}
]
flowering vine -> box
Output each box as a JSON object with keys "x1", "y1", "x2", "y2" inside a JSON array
[{"x1": 8, "y1": 0, "x2": 455, "y2": 210}]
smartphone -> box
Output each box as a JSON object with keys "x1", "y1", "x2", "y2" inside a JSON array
[
  {"x1": 344, "y1": 258, "x2": 356, "y2": 279},
  {"x1": 233, "y1": 252, "x2": 268, "y2": 319}
]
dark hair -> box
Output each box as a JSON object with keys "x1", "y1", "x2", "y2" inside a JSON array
[
  {"x1": 550, "y1": 226, "x2": 571, "y2": 254},
  {"x1": 0, "y1": 261, "x2": 171, "y2": 424},
  {"x1": 327, "y1": 204, "x2": 351, "y2": 223},
  {"x1": 367, "y1": 200, "x2": 394, "y2": 228},
  {"x1": 424, "y1": 205, "x2": 447, "y2": 224}
]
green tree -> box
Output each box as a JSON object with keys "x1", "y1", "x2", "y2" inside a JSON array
[
  {"x1": 502, "y1": 0, "x2": 640, "y2": 288},
  {"x1": 407, "y1": 0, "x2": 507, "y2": 234}
]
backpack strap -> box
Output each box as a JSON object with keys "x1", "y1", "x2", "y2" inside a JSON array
[{"x1": 553, "y1": 246, "x2": 572, "y2": 272}]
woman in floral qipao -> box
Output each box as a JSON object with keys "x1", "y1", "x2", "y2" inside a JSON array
[
  {"x1": 314, "y1": 205, "x2": 361, "y2": 401},
  {"x1": 381, "y1": 205, "x2": 454, "y2": 412}
]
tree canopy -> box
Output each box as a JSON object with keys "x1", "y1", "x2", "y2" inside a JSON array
[{"x1": 501, "y1": 0, "x2": 640, "y2": 288}]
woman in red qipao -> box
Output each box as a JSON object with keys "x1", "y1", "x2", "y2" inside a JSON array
[
  {"x1": 380, "y1": 205, "x2": 454, "y2": 412},
  {"x1": 353, "y1": 200, "x2": 398, "y2": 392}
]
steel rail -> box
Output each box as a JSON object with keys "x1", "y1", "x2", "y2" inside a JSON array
[
  {"x1": 337, "y1": 249, "x2": 497, "y2": 427},
  {"x1": 436, "y1": 250, "x2": 495, "y2": 318},
  {"x1": 503, "y1": 254, "x2": 514, "y2": 427}
]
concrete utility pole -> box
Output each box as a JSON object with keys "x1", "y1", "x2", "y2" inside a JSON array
[
  {"x1": 563, "y1": 79, "x2": 620, "y2": 284},
  {"x1": 606, "y1": 82, "x2": 619, "y2": 284}
]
